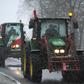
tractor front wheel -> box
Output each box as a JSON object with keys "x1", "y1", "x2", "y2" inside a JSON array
[
  {"x1": 62, "y1": 71, "x2": 83, "y2": 82},
  {"x1": 0, "y1": 47, "x2": 5, "y2": 67}
]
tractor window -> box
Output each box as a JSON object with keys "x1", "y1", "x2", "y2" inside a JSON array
[
  {"x1": 0, "y1": 26, "x2": 2, "y2": 38},
  {"x1": 0, "y1": 26, "x2": 3, "y2": 45},
  {"x1": 41, "y1": 20, "x2": 67, "y2": 38},
  {"x1": 5, "y1": 24, "x2": 21, "y2": 47}
]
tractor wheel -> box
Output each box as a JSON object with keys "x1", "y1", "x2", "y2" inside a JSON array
[
  {"x1": 62, "y1": 71, "x2": 82, "y2": 82},
  {"x1": 26, "y1": 53, "x2": 42, "y2": 82},
  {"x1": 21, "y1": 47, "x2": 28, "y2": 78},
  {"x1": 62, "y1": 71, "x2": 72, "y2": 82},
  {"x1": 77, "y1": 51, "x2": 84, "y2": 82},
  {"x1": 0, "y1": 47, "x2": 5, "y2": 67},
  {"x1": 0, "y1": 57, "x2": 5, "y2": 67},
  {"x1": 62, "y1": 52, "x2": 84, "y2": 82},
  {"x1": 0, "y1": 58, "x2": 5, "y2": 67}
]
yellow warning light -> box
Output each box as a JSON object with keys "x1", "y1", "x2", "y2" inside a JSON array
[{"x1": 68, "y1": 11, "x2": 73, "y2": 17}]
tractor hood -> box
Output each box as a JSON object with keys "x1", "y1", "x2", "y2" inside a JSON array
[{"x1": 48, "y1": 37, "x2": 65, "y2": 47}]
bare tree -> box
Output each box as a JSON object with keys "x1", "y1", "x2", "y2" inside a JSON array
[{"x1": 17, "y1": 0, "x2": 84, "y2": 26}]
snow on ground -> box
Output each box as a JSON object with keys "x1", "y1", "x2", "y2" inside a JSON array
[
  {"x1": 5, "y1": 57, "x2": 63, "y2": 81},
  {"x1": 42, "y1": 69, "x2": 62, "y2": 81},
  {"x1": 5, "y1": 57, "x2": 21, "y2": 66},
  {"x1": 5, "y1": 57, "x2": 21, "y2": 70}
]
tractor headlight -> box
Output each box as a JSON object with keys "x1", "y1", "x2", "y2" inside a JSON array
[
  {"x1": 60, "y1": 49, "x2": 65, "y2": 53},
  {"x1": 11, "y1": 45, "x2": 16, "y2": 48},
  {"x1": 15, "y1": 44, "x2": 20, "y2": 48},
  {"x1": 11, "y1": 44, "x2": 20, "y2": 48},
  {"x1": 54, "y1": 49, "x2": 60, "y2": 54}
]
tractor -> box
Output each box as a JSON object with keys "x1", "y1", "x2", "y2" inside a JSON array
[
  {"x1": 22, "y1": 11, "x2": 84, "y2": 82},
  {"x1": 0, "y1": 22, "x2": 25, "y2": 67}
]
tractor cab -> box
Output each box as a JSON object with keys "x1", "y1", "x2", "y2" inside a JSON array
[
  {"x1": 1, "y1": 23, "x2": 25, "y2": 58},
  {"x1": 5, "y1": 23, "x2": 22, "y2": 49},
  {"x1": 40, "y1": 19, "x2": 67, "y2": 46},
  {"x1": 29, "y1": 18, "x2": 69, "y2": 56}
]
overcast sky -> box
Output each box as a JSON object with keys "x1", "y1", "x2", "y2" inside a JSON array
[
  {"x1": 0, "y1": 0, "x2": 32, "y2": 38},
  {"x1": 0, "y1": 0, "x2": 19, "y2": 23}
]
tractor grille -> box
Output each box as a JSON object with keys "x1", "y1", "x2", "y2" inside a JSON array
[{"x1": 48, "y1": 56, "x2": 80, "y2": 71}]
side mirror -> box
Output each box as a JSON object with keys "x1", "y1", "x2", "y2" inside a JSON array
[{"x1": 29, "y1": 19, "x2": 35, "y2": 29}]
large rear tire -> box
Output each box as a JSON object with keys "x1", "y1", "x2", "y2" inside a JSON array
[
  {"x1": 62, "y1": 71, "x2": 81, "y2": 82},
  {"x1": 21, "y1": 47, "x2": 27, "y2": 78},
  {"x1": 78, "y1": 51, "x2": 84, "y2": 82},
  {"x1": 0, "y1": 47, "x2": 5, "y2": 67},
  {"x1": 62, "y1": 51, "x2": 84, "y2": 82},
  {"x1": 26, "y1": 53, "x2": 42, "y2": 82}
]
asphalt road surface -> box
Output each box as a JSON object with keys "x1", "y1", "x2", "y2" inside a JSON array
[{"x1": 0, "y1": 72, "x2": 18, "y2": 84}]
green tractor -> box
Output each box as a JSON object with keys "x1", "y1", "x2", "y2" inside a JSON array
[
  {"x1": 0, "y1": 22, "x2": 25, "y2": 67},
  {"x1": 23, "y1": 11, "x2": 84, "y2": 82}
]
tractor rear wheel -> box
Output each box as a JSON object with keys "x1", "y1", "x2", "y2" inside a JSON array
[
  {"x1": 26, "y1": 53, "x2": 42, "y2": 82},
  {"x1": 21, "y1": 47, "x2": 27, "y2": 78},
  {"x1": 62, "y1": 51, "x2": 84, "y2": 82},
  {"x1": 0, "y1": 47, "x2": 5, "y2": 67},
  {"x1": 62, "y1": 71, "x2": 83, "y2": 82}
]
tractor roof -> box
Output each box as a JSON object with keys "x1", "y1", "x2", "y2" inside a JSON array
[
  {"x1": 31, "y1": 17, "x2": 70, "y2": 21},
  {"x1": 1, "y1": 22, "x2": 23, "y2": 26}
]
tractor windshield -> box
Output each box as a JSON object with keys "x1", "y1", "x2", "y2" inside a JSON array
[
  {"x1": 5, "y1": 23, "x2": 21, "y2": 47},
  {"x1": 41, "y1": 20, "x2": 67, "y2": 38}
]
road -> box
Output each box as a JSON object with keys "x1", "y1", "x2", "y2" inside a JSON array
[
  {"x1": 0, "y1": 57, "x2": 83, "y2": 84},
  {"x1": 0, "y1": 71, "x2": 18, "y2": 84}
]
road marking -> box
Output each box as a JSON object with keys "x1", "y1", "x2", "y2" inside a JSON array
[{"x1": 0, "y1": 72, "x2": 21, "y2": 84}]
